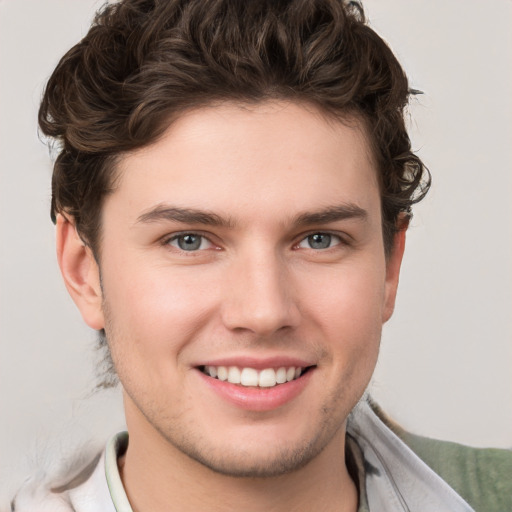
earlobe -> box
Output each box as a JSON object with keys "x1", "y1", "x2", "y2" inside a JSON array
[
  {"x1": 382, "y1": 227, "x2": 407, "y2": 323},
  {"x1": 56, "y1": 214, "x2": 105, "y2": 330}
]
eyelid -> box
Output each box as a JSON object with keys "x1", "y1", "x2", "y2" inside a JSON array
[
  {"x1": 293, "y1": 230, "x2": 350, "y2": 249},
  {"x1": 159, "y1": 229, "x2": 351, "y2": 252},
  {"x1": 162, "y1": 230, "x2": 221, "y2": 251}
]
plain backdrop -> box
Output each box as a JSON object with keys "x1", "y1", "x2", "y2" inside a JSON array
[{"x1": 1, "y1": 0, "x2": 511, "y2": 505}]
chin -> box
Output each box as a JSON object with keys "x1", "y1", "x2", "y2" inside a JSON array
[
  {"x1": 178, "y1": 440, "x2": 325, "y2": 478},
  {"x1": 157, "y1": 415, "x2": 345, "y2": 479}
]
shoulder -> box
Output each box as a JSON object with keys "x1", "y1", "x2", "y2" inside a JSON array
[
  {"x1": 402, "y1": 432, "x2": 512, "y2": 512},
  {"x1": 10, "y1": 451, "x2": 103, "y2": 512},
  {"x1": 10, "y1": 433, "x2": 127, "y2": 512},
  {"x1": 373, "y1": 404, "x2": 512, "y2": 512}
]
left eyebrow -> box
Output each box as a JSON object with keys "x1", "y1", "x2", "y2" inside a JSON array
[
  {"x1": 136, "y1": 204, "x2": 235, "y2": 228},
  {"x1": 293, "y1": 204, "x2": 368, "y2": 226}
]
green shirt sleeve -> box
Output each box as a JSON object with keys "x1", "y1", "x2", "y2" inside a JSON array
[{"x1": 399, "y1": 430, "x2": 512, "y2": 512}]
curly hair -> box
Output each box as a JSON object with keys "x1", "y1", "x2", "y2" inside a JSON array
[{"x1": 39, "y1": 0, "x2": 430, "y2": 258}]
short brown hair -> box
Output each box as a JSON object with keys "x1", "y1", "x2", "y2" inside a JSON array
[{"x1": 39, "y1": 0, "x2": 430, "y2": 257}]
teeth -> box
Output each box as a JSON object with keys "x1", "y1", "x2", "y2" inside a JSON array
[
  {"x1": 259, "y1": 368, "x2": 277, "y2": 387},
  {"x1": 240, "y1": 368, "x2": 259, "y2": 386},
  {"x1": 228, "y1": 366, "x2": 241, "y2": 384},
  {"x1": 203, "y1": 365, "x2": 306, "y2": 387},
  {"x1": 276, "y1": 367, "x2": 287, "y2": 384}
]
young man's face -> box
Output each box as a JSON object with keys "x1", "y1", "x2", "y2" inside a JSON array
[{"x1": 65, "y1": 101, "x2": 404, "y2": 477}]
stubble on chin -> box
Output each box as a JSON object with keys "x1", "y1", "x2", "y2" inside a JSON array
[{"x1": 142, "y1": 388, "x2": 355, "y2": 480}]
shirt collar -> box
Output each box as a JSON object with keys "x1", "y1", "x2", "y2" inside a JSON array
[
  {"x1": 95, "y1": 399, "x2": 474, "y2": 512},
  {"x1": 346, "y1": 399, "x2": 474, "y2": 512}
]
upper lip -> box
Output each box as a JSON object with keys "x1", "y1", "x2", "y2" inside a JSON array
[{"x1": 194, "y1": 355, "x2": 316, "y2": 370}]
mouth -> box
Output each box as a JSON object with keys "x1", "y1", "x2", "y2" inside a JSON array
[{"x1": 198, "y1": 365, "x2": 314, "y2": 388}]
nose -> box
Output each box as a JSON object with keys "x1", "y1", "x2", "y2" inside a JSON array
[{"x1": 220, "y1": 248, "x2": 300, "y2": 336}]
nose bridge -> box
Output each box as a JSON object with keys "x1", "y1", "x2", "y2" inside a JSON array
[{"x1": 221, "y1": 244, "x2": 298, "y2": 335}]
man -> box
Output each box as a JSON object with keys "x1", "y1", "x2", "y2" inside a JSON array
[{"x1": 11, "y1": 0, "x2": 511, "y2": 511}]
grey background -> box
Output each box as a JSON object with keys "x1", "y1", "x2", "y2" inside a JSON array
[{"x1": 1, "y1": 0, "x2": 511, "y2": 505}]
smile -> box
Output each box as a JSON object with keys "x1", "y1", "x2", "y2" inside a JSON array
[{"x1": 200, "y1": 365, "x2": 308, "y2": 388}]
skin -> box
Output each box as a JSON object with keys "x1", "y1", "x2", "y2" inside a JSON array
[{"x1": 57, "y1": 101, "x2": 406, "y2": 512}]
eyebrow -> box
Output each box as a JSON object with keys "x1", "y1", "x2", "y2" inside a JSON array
[
  {"x1": 294, "y1": 204, "x2": 368, "y2": 226},
  {"x1": 136, "y1": 205, "x2": 234, "y2": 228},
  {"x1": 136, "y1": 203, "x2": 367, "y2": 229}
]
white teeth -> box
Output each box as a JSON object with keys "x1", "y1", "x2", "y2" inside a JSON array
[
  {"x1": 276, "y1": 367, "x2": 287, "y2": 384},
  {"x1": 204, "y1": 365, "x2": 307, "y2": 387},
  {"x1": 228, "y1": 366, "x2": 241, "y2": 384},
  {"x1": 240, "y1": 367, "x2": 259, "y2": 386},
  {"x1": 259, "y1": 368, "x2": 277, "y2": 387},
  {"x1": 217, "y1": 366, "x2": 228, "y2": 381}
]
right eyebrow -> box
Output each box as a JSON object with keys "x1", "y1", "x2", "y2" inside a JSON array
[{"x1": 136, "y1": 204, "x2": 235, "y2": 228}]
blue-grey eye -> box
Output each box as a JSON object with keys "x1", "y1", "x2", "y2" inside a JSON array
[
  {"x1": 298, "y1": 233, "x2": 341, "y2": 250},
  {"x1": 169, "y1": 234, "x2": 211, "y2": 251}
]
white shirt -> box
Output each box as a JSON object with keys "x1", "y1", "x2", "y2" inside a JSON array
[{"x1": 12, "y1": 399, "x2": 474, "y2": 512}]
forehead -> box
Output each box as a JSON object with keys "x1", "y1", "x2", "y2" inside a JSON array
[{"x1": 111, "y1": 101, "x2": 380, "y2": 224}]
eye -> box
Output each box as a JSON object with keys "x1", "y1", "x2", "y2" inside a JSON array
[
  {"x1": 167, "y1": 233, "x2": 213, "y2": 251},
  {"x1": 297, "y1": 233, "x2": 342, "y2": 250}
]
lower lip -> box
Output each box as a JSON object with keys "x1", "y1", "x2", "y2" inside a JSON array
[{"x1": 197, "y1": 369, "x2": 314, "y2": 411}]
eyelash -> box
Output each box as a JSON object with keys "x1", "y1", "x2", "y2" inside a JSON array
[
  {"x1": 162, "y1": 231, "x2": 349, "y2": 253},
  {"x1": 163, "y1": 232, "x2": 217, "y2": 252},
  {"x1": 295, "y1": 232, "x2": 345, "y2": 251}
]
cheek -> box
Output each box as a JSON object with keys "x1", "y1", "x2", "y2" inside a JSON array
[
  {"x1": 305, "y1": 260, "x2": 386, "y2": 321},
  {"x1": 300, "y1": 260, "x2": 386, "y2": 358},
  {"x1": 101, "y1": 260, "x2": 221, "y2": 365}
]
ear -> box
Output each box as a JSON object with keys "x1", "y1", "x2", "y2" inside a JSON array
[
  {"x1": 56, "y1": 214, "x2": 105, "y2": 330},
  {"x1": 382, "y1": 225, "x2": 407, "y2": 323}
]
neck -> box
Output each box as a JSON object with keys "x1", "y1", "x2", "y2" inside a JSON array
[{"x1": 120, "y1": 403, "x2": 358, "y2": 512}]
